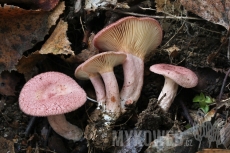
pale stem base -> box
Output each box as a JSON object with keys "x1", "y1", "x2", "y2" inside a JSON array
[
  {"x1": 120, "y1": 54, "x2": 144, "y2": 113},
  {"x1": 101, "y1": 72, "x2": 120, "y2": 118},
  {"x1": 90, "y1": 75, "x2": 106, "y2": 110},
  {"x1": 48, "y1": 114, "x2": 83, "y2": 141},
  {"x1": 158, "y1": 77, "x2": 178, "y2": 112}
]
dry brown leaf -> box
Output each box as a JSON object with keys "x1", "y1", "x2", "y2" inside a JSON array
[
  {"x1": 0, "y1": 137, "x2": 15, "y2": 153},
  {"x1": 164, "y1": 45, "x2": 180, "y2": 58},
  {"x1": 190, "y1": 109, "x2": 216, "y2": 124},
  {"x1": 180, "y1": 0, "x2": 230, "y2": 30},
  {"x1": 197, "y1": 149, "x2": 230, "y2": 153},
  {"x1": 39, "y1": 20, "x2": 74, "y2": 55},
  {"x1": 0, "y1": 2, "x2": 65, "y2": 73},
  {"x1": 0, "y1": 71, "x2": 20, "y2": 96},
  {"x1": 206, "y1": 52, "x2": 218, "y2": 64},
  {"x1": 155, "y1": 0, "x2": 181, "y2": 15},
  {"x1": 16, "y1": 51, "x2": 46, "y2": 81},
  {"x1": 0, "y1": 0, "x2": 59, "y2": 11}
]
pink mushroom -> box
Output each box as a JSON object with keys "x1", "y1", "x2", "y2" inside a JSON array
[
  {"x1": 93, "y1": 16, "x2": 163, "y2": 113},
  {"x1": 19, "y1": 72, "x2": 87, "y2": 141},
  {"x1": 75, "y1": 64, "x2": 106, "y2": 110},
  {"x1": 150, "y1": 64, "x2": 198, "y2": 112},
  {"x1": 82, "y1": 51, "x2": 127, "y2": 122}
]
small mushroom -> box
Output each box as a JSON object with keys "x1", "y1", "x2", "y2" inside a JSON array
[
  {"x1": 82, "y1": 51, "x2": 127, "y2": 121},
  {"x1": 75, "y1": 64, "x2": 106, "y2": 110},
  {"x1": 19, "y1": 72, "x2": 87, "y2": 141},
  {"x1": 93, "y1": 16, "x2": 163, "y2": 113},
  {"x1": 150, "y1": 64, "x2": 198, "y2": 112}
]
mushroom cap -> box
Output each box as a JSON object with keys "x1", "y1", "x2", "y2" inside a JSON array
[
  {"x1": 19, "y1": 72, "x2": 87, "y2": 116},
  {"x1": 74, "y1": 64, "x2": 99, "y2": 80},
  {"x1": 82, "y1": 51, "x2": 127, "y2": 74},
  {"x1": 150, "y1": 64, "x2": 198, "y2": 88},
  {"x1": 93, "y1": 16, "x2": 163, "y2": 59},
  {"x1": 74, "y1": 65, "x2": 89, "y2": 80}
]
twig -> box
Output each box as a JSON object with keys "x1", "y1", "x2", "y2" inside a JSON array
[
  {"x1": 25, "y1": 116, "x2": 37, "y2": 137},
  {"x1": 185, "y1": 21, "x2": 222, "y2": 35},
  {"x1": 217, "y1": 68, "x2": 230, "y2": 104},
  {"x1": 80, "y1": 16, "x2": 85, "y2": 34},
  {"x1": 112, "y1": 114, "x2": 133, "y2": 127},
  {"x1": 138, "y1": 6, "x2": 156, "y2": 11},
  {"x1": 160, "y1": 21, "x2": 185, "y2": 50},
  {"x1": 82, "y1": 29, "x2": 91, "y2": 48},
  {"x1": 179, "y1": 100, "x2": 194, "y2": 125},
  {"x1": 208, "y1": 27, "x2": 230, "y2": 63},
  {"x1": 102, "y1": 8, "x2": 204, "y2": 20},
  {"x1": 20, "y1": 147, "x2": 57, "y2": 153},
  {"x1": 139, "y1": 6, "x2": 180, "y2": 18},
  {"x1": 43, "y1": 125, "x2": 52, "y2": 147},
  {"x1": 87, "y1": 96, "x2": 98, "y2": 103},
  {"x1": 228, "y1": 37, "x2": 230, "y2": 59}
]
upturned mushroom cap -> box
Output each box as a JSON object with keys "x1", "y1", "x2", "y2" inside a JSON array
[
  {"x1": 150, "y1": 64, "x2": 198, "y2": 88},
  {"x1": 82, "y1": 51, "x2": 127, "y2": 73},
  {"x1": 19, "y1": 72, "x2": 87, "y2": 116},
  {"x1": 74, "y1": 63, "x2": 106, "y2": 108},
  {"x1": 74, "y1": 63, "x2": 99, "y2": 80},
  {"x1": 93, "y1": 16, "x2": 163, "y2": 59}
]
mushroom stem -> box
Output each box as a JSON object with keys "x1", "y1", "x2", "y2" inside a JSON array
[
  {"x1": 47, "y1": 114, "x2": 83, "y2": 141},
  {"x1": 120, "y1": 54, "x2": 144, "y2": 113},
  {"x1": 101, "y1": 72, "x2": 120, "y2": 118},
  {"x1": 158, "y1": 77, "x2": 178, "y2": 112},
  {"x1": 90, "y1": 75, "x2": 106, "y2": 110}
]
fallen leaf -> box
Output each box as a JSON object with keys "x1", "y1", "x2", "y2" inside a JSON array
[
  {"x1": 0, "y1": 2, "x2": 65, "y2": 73},
  {"x1": 197, "y1": 149, "x2": 230, "y2": 153},
  {"x1": 16, "y1": 51, "x2": 46, "y2": 81},
  {"x1": 0, "y1": 137, "x2": 15, "y2": 153},
  {"x1": 39, "y1": 20, "x2": 74, "y2": 55},
  {"x1": 156, "y1": 0, "x2": 181, "y2": 15},
  {"x1": 180, "y1": 0, "x2": 230, "y2": 30},
  {"x1": 206, "y1": 52, "x2": 218, "y2": 64},
  {"x1": 190, "y1": 109, "x2": 216, "y2": 124},
  {"x1": 115, "y1": 3, "x2": 130, "y2": 9},
  {"x1": 0, "y1": 71, "x2": 20, "y2": 96},
  {"x1": 26, "y1": 146, "x2": 32, "y2": 153},
  {"x1": 0, "y1": 0, "x2": 59, "y2": 11},
  {"x1": 164, "y1": 45, "x2": 180, "y2": 58}
]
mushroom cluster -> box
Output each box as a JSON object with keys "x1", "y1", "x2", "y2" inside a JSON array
[
  {"x1": 73, "y1": 16, "x2": 162, "y2": 148},
  {"x1": 75, "y1": 16, "x2": 163, "y2": 125},
  {"x1": 93, "y1": 16, "x2": 163, "y2": 114},
  {"x1": 18, "y1": 16, "x2": 199, "y2": 148},
  {"x1": 75, "y1": 51, "x2": 127, "y2": 123}
]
